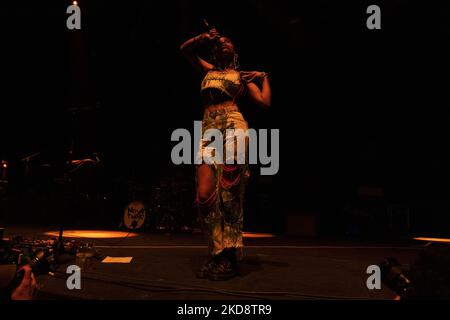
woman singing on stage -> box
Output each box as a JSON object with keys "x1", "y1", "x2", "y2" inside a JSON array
[{"x1": 180, "y1": 28, "x2": 271, "y2": 280}]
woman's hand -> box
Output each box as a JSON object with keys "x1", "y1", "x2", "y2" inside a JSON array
[
  {"x1": 240, "y1": 71, "x2": 268, "y2": 84},
  {"x1": 243, "y1": 71, "x2": 271, "y2": 109},
  {"x1": 199, "y1": 29, "x2": 220, "y2": 43}
]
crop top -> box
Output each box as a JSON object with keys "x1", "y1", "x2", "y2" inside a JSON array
[{"x1": 200, "y1": 70, "x2": 244, "y2": 105}]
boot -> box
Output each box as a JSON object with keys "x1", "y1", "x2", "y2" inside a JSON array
[
  {"x1": 208, "y1": 248, "x2": 238, "y2": 281},
  {"x1": 196, "y1": 256, "x2": 215, "y2": 279}
]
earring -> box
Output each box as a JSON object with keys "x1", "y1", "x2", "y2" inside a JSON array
[{"x1": 233, "y1": 54, "x2": 240, "y2": 70}]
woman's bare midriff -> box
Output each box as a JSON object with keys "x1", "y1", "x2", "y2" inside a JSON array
[{"x1": 203, "y1": 101, "x2": 239, "y2": 114}]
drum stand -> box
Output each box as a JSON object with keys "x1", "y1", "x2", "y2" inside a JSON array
[{"x1": 56, "y1": 105, "x2": 102, "y2": 234}]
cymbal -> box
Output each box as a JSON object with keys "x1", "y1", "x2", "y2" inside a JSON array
[{"x1": 21, "y1": 152, "x2": 41, "y2": 162}]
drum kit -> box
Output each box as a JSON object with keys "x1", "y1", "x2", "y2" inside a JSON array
[
  {"x1": 119, "y1": 177, "x2": 197, "y2": 232},
  {"x1": 2, "y1": 104, "x2": 197, "y2": 232}
]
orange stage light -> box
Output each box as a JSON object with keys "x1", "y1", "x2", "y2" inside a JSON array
[
  {"x1": 43, "y1": 230, "x2": 273, "y2": 239},
  {"x1": 73, "y1": 1, "x2": 78, "y2": 6},
  {"x1": 413, "y1": 237, "x2": 450, "y2": 243},
  {"x1": 243, "y1": 232, "x2": 276, "y2": 238},
  {"x1": 44, "y1": 230, "x2": 137, "y2": 239}
]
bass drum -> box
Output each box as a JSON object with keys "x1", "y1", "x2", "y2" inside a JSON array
[{"x1": 123, "y1": 200, "x2": 147, "y2": 230}]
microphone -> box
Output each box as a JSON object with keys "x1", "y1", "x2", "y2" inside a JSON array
[
  {"x1": 201, "y1": 18, "x2": 212, "y2": 31},
  {"x1": 201, "y1": 18, "x2": 220, "y2": 43}
]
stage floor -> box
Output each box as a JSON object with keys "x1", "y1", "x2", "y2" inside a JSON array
[{"x1": 2, "y1": 225, "x2": 422, "y2": 300}]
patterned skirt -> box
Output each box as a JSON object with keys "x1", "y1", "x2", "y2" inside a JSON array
[{"x1": 196, "y1": 109, "x2": 250, "y2": 260}]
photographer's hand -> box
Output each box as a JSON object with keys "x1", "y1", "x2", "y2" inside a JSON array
[{"x1": 11, "y1": 265, "x2": 37, "y2": 300}]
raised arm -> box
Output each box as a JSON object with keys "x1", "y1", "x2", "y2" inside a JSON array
[
  {"x1": 180, "y1": 29, "x2": 219, "y2": 74},
  {"x1": 241, "y1": 71, "x2": 271, "y2": 110}
]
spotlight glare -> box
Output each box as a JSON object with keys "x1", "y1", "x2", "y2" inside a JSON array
[
  {"x1": 413, "y1": 237, "x2": 450, "y2": 243},
  {"x1": 44, "y1": 230, "x2": 137, "y2": 239},
  {"x1": 243, "y1": 232, "x2": 276, "y2": 238},
  {"x1": 73, "y1": 1, "x2": 78, "y2": 6}
]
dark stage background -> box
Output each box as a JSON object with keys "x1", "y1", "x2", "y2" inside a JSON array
[{"x1": 0, "y1": 1, "x2": 449, "y2": 237}]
